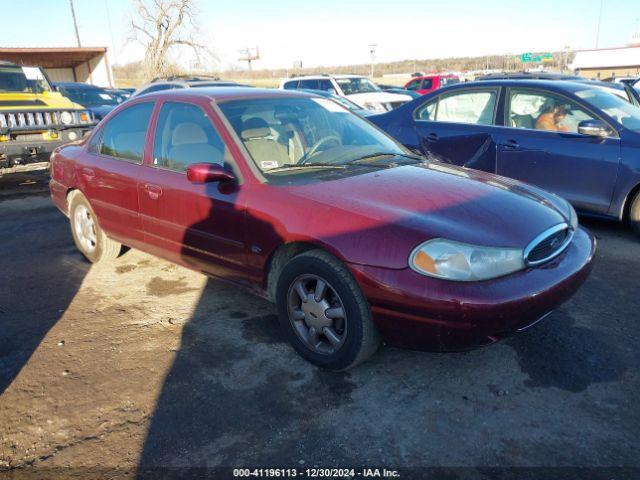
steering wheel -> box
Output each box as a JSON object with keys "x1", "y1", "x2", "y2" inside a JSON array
[{"x1": 300, "y1": 135, "x2": 342, "y2": 164}]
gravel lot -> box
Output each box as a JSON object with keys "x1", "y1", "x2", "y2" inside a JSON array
[{"x1": 0, "y1": 171, "x2": 638, "y2": 478}]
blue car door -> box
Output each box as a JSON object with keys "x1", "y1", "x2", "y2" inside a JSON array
[
  {"x1": 494, "y1": 87, "x2": 620, "y2": 215},
  {"x1": 412, "y1": 87, "x2": 502, "y2": 172}
]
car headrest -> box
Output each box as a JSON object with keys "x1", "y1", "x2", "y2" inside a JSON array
[
  {"x1": 172, "y1": 123, "x2": 208, "y2": 146},
  {"x1": 241, "y1": 117, "x2": 271, "y2": 140}
]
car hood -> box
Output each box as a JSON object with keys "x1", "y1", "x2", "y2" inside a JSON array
[
  {"x1": 284, "y1": 162, "x2": 573, "y2": 269},
  {"x1": 88, "y1": 104, "x2": 117, "y2": 120},
  {"x1": 345, "y1": 91, "x2": 413, "y2": 108}
]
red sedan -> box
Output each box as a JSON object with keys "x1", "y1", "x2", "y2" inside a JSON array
[
  {"x1": 404, "y1": 74, "x2": 460, "y2": 95},
  {"x1": 50, "y1": 88, "x2": 595, "y2": 369}
]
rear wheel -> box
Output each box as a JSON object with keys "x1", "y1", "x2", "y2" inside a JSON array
[
  {"x1": 68, "y1": 191, "x2": 121, "y2": 263},
  {"x1": 275, "y1": 250, "x2": 380, "y2": 370},
  {"x1": 630, "y1": 191, "x2": 640, "y2": 237}
]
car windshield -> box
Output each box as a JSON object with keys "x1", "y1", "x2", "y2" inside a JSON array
[
  {"x1": 0, "y1": 66, "x2": 52, "y2": 93},
  {"x1": 335, "y1": 77, "x2": 381, "y2": 95},
  {"x1": 575, "y1": 87, "x2": 640, "y2": 132},
  {"x1": 218, "y1": 96, "x2": 407, "y2": 175},
  {"x1": 61, "y1": 88, "x2": 120, "y2": 107}
]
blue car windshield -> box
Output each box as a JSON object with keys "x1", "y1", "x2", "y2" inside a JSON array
[{"x1": 576, "y1": 87, "x2": 640, "y2": 132}]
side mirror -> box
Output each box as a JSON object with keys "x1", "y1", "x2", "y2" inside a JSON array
[
  {"x1": 578, "y1": 119, "x2": 612, "y2": 138},
  {"x1": 186, "y1": 163, "x2": 235, "y2": 183}
]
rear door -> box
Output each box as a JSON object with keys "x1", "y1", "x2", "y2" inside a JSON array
[
  {"x1": 413, "y1": 87, "x2": 501, "y2": 171},
  {"x1": 494, "y1": 87, "x2": 620, "y2": 214},
  {"x1": 137, "y1": 99, "x2": 248, "y2": 281},
  {"x1": 81, "y1": 101, "x2": 154, "y2": 245}
]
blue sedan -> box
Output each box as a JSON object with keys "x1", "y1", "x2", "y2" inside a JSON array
[{"x1": 370, "y1": 79, "x2": 640, "y2": 236}]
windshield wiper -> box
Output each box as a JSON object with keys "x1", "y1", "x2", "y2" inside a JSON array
[
  {"x1": 265, "y1": 163, "x2": 347, "y2": 173},
  {"x1": 346, "y1": 152, "x2": 425, "y2": 166}
]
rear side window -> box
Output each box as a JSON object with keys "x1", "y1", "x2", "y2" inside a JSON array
[
  {"x1": 298, "y1": 79, "x2": 319, "y2": 89},
  {"x1": 282, "y1": 80, "x2": 299, "y2": 90},
  {"x1": 317, "y1": 79, "x2": 335, "y2": 92},
  {"x1": 96, "y1": 102, "x2": 154, "y2": 162},
  {"x1": 421, "y1": 78, "x2": 434, "y2": 90},
  {"x1": 152, "y1": 102, "x2": 226, "y2": 172},
  {"x1": 416, "y1": 89, "x2": 497, "y2": 125}
]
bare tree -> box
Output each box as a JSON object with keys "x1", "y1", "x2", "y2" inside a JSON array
[{"x1": 130, "y1": 0, "x2": 212, "y2": 80}]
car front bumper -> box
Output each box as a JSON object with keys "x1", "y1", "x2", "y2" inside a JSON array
[
  {"x1": 348, "y1": 226, "x2": 596, "y2": 352},
  {"x1": 0, "y1": 128, "x2": 92, "y2": 173}
]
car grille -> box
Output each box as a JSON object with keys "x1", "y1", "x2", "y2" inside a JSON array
[
  {"x1": 0, "y1": 110, "x2": 79, "y2": 131},
  {"x1": 525, "y1": 225, "x2": 573, "y2": 265}
]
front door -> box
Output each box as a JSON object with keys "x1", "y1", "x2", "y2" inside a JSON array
[
  {"x1": 80, "y1": 101, "x2": 155, "y2": 245},
  {"x1": 495, "y1": 88, "x2": 620, "y2": 214},
  {"x1": 137, "y1": 100, "x2": 248, "y2": 282}
]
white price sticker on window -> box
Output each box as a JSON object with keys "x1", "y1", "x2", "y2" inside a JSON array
[
  {"x1": 22, "y1": 67, "x2": 44, "y2": 80},
  {"x1": 311, "y1": 97, "x2": 348, "y2": 113}
]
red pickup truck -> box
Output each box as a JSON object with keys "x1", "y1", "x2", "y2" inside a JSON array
[{"x1": 404, "y1": 74, "x2": 460, "y2": 95}]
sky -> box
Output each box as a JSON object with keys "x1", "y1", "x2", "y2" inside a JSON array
[{"x1": 1, "y1": 0, "x2": 639, "y2": 71}]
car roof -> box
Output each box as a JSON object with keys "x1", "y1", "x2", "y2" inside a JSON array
[
  {"x1": 137, "y1": 86, "x2": 318, "y2": 102},
  {"x1": 413, "y1": 74, "x2": 458, "y2": 79},
  {"x1": 55, "y1": 82, "x2": 104, "y2": 89},
  {"x1": 445, "y1": 78, "x2": 619, "y2": 93},
  {"x1": 285, "y1": 74, "x2": 365, "y2": 81}
]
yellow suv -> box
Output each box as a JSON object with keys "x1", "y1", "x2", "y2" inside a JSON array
[{"x1": 0, "y1": 61, "x2": 95, "y2": 175}]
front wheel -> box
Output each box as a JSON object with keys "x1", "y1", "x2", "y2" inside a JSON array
[
  {"x1": 275, "y1": 250, "x2": 380, "y2": 370},
  {"x1": 68, "y1": 191, "x2": 121, "y2": 263}
]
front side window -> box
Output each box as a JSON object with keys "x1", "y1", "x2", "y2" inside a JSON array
[
  {"x1": 153, "y1": 102, "x2": 226, "y2": 172},
  {"x1": 219, "y1": 96, "x2": 406, "y2": 175},
  {"x1": 282, "y1": 80, "x2": 299, "y2": 90},
  {"x1": 406, "y1": 79, "x2": 421, "y2": 91},
  {"x1": 575, "y1": 87, "x2": 640, "y2": 133},
  {"x1": 416, "y1": 90, "x2": 497, "y2": 125},
  {"x1": 508, "y1": 89, "x2": 595, "y2": 133},
  {"x1": 98, "y1": 102, "x2": 154, "y2": 162}
]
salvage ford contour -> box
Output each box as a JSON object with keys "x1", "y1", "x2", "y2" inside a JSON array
[{"x1": 49, "y1": 88, "x2": 596, "y2": 370}]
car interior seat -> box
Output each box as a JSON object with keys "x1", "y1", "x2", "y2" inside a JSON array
[
  {"x1": 167, "y1": 122, "x2": 223, "y2": 171},
  {"x1": 241, "y1": 117, "x2": 291, "y2": 169}
]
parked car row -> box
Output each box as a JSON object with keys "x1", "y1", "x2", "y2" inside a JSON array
[{"x1": 6, "y1": 63, "x2": 634, "y2": 368}]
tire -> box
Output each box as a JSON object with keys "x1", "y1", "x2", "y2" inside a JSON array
[
  {"x1": 68, "y1": 191, "x2": 121, "y2": 263},
  {"x1": 630, "y1": 191, "x2": 640, "y2": 237},
  {"x1": 275, "y1": 249, "x2": 380, "y2": 370}
]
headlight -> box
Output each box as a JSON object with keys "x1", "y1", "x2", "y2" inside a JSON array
[
  {"x1": 59, "y1": 111, "x2": 73, "y2": 125},
  {"x1": 409, "y1": 239, "x2": 525, "y2": 281},
  {"x1": 363, "y1": 102, "x2": 387, "y2": 113}
]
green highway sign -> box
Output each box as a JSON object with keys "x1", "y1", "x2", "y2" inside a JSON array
[{"x1": 519, "y1": 52, "x2": 554, "y2": 63}]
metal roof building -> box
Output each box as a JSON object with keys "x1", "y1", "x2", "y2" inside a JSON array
[
  {"x1": 0, "y1": 47, "x2": 114, "y2": 87},
  {"x1": 570, "y1": 45, "x2": 640, "y2": 80}
]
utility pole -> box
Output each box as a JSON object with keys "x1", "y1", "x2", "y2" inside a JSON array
[
  {"x1": 69, "y1": 0, "x2": 81, "y2": 47},
  {"x1": 595, "y1": 0, "x2": 604, "y2": 47},
  {"x1": 369, "y1": 44, "x2": 377, "y2": 78},
  {"x1": 238, "y1": 47, "x2": 260, "y2": 71}
]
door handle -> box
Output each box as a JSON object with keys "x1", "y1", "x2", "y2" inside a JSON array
[
  {"x1": 144, "y1": 183, "x2": 162, "y2": 200},
  {"x1": 81, "y1": 167, "x2": 95, "y2": 179},
  {"x1": 425, "y1": 133, "x2": 439, "y2": 143},
  {"x1": 501, "y1": 139, "x2": 519, "y2": 149}
]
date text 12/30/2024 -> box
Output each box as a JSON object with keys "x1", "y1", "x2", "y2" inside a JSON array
[{"x1": 233, "y1": 468, "x2": 401, "y2": 478}]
